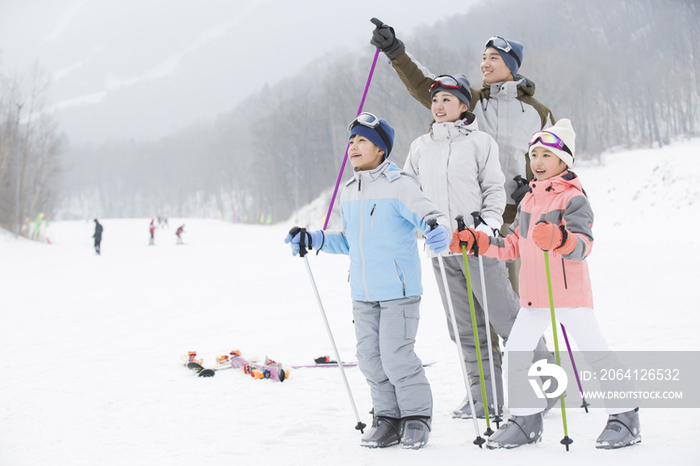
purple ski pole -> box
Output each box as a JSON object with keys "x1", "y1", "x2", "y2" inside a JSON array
[
  {"x1": 322, "y1": 48, "x2": 380, "y2": 230},
  {"x1": 560, "y1": 323, "x2": 590, "y2": 412}
]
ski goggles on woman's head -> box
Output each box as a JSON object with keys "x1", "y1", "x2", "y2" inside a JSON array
[
  {"x1": 347, "y1": 112, "x2": 393, "y2": 156},
  {"x1": 529, "y1": 131, "x2": 573, "y2": 156},
  {"x1": 429, "y1": 75, "x2": 462, "y2": 93},
  {"x1": 485, "y1": 35, "x2": 521, "y2": 67},
  {"x1": 429, "y1": 75, "x2": 471, "y2": 101}
]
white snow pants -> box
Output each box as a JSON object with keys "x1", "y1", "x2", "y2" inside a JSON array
[
  {"x1": 352, "y1": 295, "x2": 432, "y2": 419},
  {"x1": 507, "y1": 306, "x2": 635, "y2": 416}
]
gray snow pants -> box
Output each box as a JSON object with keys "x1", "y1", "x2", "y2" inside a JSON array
[
  {"x1": 431, "y1": 255, "x2": 552, "y2": 408},
  {"x1": 352, "y1": 295, "x2": 432, "y2": 419}
]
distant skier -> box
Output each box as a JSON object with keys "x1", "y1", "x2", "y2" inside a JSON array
[
  {"x1": 149, "y1": 219, "x2": 155, "y2": 245},
  {"x1": 93, "y1": 219, "x2": 103, "y2": 255},
  {"x1": 176, "y1": 224, "x2": 184, "y2": 244}
]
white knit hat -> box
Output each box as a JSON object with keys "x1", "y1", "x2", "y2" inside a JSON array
[{"x1": 528, "y1": 118, "x2": 576, "y2": 168}]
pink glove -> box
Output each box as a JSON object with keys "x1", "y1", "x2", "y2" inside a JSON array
[{"x1": 449, "y1": 228, "x2": 490, "y2": 255}]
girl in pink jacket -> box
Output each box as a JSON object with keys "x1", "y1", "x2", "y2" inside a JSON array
[{"x1": 450, "y1": 119, "x2": 641, "y2": 450}]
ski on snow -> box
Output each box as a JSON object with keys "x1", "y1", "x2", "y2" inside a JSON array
[
  {"x1": 290, "y1": 355, "x2": 435, "y2": 369},
  {"x1": 181, "y1": 351, "x2": 289, "y2": 381},
  {"x1": 291, "y1": 355, "x2": 358, "y2": 369},
  {"x1": 181, "y1": 352, "x2": 231, "y2": 377}
]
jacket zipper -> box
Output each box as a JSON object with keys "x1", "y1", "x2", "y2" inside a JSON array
[
  {"x1": 370, "y1": 204, "x2": 376, "y2": 231},
  {"x1": 561, "y1": 258, "x2": 568, "y2": 289},
  {"x1": 393, "y1": 260, "x2": 406, "y2": 297},
  {"x1": 359, "y1": 198, "x2": 369, "y2": 301}
]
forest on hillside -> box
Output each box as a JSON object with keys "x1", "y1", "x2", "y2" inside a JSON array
[{"x1": 3, "y1": 0, "x2": 698, "y2": 228}]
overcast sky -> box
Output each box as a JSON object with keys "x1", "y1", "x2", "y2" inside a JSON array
[{"x1": 0, "y1": 0, "x2": 481, "y2": 144}]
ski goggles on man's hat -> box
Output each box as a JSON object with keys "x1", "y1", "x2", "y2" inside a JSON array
[
  {"x1": 485, "y1": 35, "x2": 522, "y2": 67},
  {"x1": 348, "y1": 112, "x2": 393, "y2": 156},
  {"x1": 528, "y1": 130, "x2": 573, "y2": 156}
]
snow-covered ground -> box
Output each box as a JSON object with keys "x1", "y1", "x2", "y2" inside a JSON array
[{"x1": 1, "y1": 139, "x2": 699, "y2": 465}]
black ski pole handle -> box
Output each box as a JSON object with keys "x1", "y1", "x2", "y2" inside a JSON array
[
  {"x1": 455, "y1": 215, "x2": 468, "y2": 247},
  {"x1": 471, "y1": 211, "x2": 485, "y2": 229},
  {"x1": 455, "y1": 215, "x2": 479, "y2": 254},
  {"x1": 288, "y1": 226, "x2": 311, "y2": 258},
  {"x1": 426, "y1": 217, "x2": 438, "y2": 231},
  {"x1": 471, "y1": 212, "x2": 489, "y2": 256}
]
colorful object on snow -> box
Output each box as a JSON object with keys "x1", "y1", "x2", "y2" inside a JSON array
[
  {"x1": 184, "y1": 351, "x2": 202, "y2": 366},
  {"x1": 181, "y1": 351, "x2": 230, "y2": 377},
  {"x1": 229, "y1": 351, "x2": 289, "y2": 382}
]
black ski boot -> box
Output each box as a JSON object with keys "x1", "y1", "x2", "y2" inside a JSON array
[
  {"x1": 453, "y1": 397, "x2": 483, "y2": 419},
  {"x1": 361, "y1": 416, "x2": 402, "y2": 448},
  {"x1": 400, "y1": 416, "x2": 431, "y2": 449},
  {"x1": 486, "y1": 413, "x2": 543, "y2": 449}
]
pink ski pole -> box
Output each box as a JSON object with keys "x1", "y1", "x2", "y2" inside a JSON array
[{"x1": 322, "y1": 48, "x2": 380, "y2": 230}]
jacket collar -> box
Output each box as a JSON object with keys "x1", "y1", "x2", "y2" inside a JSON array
[
  {"x1": 346, "y1": 160, "x2": 402, "y2": 187},
  {"x1": 479, "y1": 75, "x2": 537, "y2": 100},
  {"x1": 429, "y1": 117, "x2": 478, "y2": 141},
  {"x1": 530, "y1": 170, "x2": 583, "y2": 195}
]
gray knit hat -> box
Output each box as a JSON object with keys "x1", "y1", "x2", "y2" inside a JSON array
[{"x1": 429, "y1": 74, "x2": 472, "y2": 106}]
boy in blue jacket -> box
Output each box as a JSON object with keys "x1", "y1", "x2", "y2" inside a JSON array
[{"x1": 286, "y1": 113, "x2": 450, "y2": 449}]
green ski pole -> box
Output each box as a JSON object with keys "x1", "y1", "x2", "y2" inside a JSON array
[
  {"x1": 470, "y1": 211, "x2": 502, "y2": 428},
  {"x1": 427, "y1": 219, "x2": 485, "y2": 447},
  {"x1": 543, "y1": 249, "x2": 574, "y2": 451},
  {"x1": 455, "y1": 215, "x2": 493, "y2": 436}
]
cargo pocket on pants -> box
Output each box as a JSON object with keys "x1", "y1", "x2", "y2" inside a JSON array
[{"x1": 404, "y1": 305, "x2": 420, "y2": 341}]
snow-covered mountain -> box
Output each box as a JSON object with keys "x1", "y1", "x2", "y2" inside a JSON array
[
  {"x1": 0, "y1": 0, "x2": 479, "y2": 144},
  {"x1": 1, "y1": 139, "x2": 698, "y2": 465}
]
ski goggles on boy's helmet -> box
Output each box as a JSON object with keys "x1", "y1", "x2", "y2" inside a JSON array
[
  {"x1": 485, "y1": 35, "x2": 522, "y2": 68},
  {"x1": 529, "y1": 131, "x2": 573, "y2": 157},
  {"x1": 347, "y1": 112, "x2": 393, "y2": 156}
]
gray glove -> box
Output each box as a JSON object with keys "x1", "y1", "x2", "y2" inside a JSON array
[
  {"x1": 370, "y1": 18, "x2": 405, "y2": 60},
  {"x1": 511, "y1": 175, "x2": 532, "y2": 204}
]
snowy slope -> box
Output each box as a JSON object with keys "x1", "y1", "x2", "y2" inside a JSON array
[{"x1": 1, "y1": 139, "x2": 699, "y2": 465}]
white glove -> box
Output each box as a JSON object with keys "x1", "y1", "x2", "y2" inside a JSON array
[{"x1": 475, "y1": 217, "x2": 502, "y2": 237}]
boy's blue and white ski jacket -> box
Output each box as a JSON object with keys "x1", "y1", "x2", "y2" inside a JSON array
[{"x1": 322, "y1": 161, "x2": 448, "y2": 302}]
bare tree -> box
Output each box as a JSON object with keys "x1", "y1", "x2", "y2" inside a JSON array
[{"x1": 0, "y1": 65, "x2": 62, "y2": 237}]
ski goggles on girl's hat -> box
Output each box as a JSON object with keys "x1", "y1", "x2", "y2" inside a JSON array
[
  {"x1": 528, "y1": 119, "x2": 576, "y2": 169},
  {"x1": 429, "y1": 74, "x2": 472, "y2": 105},
  {"x1": 528, "y1": 131, "x2": 573, "y2": 156},
  {"x1": 348, "y1": 112, "x2": 394, "y2": 157}
]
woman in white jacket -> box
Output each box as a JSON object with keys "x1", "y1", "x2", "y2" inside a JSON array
[{"x1": 404, "y1": 74, "x2": 551, "y2": 419}]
